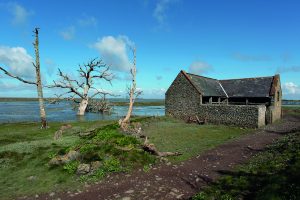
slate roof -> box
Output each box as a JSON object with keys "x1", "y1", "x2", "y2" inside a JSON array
[
  {"x1": 182, "y1": 71, "x2": 276, "y2": 98},
  {"x1": 220, "y1": 77, "x2": 274, "y2": 98},
  {"x1": 186, "y1": 73, "x2": 227, "y2": 97}
]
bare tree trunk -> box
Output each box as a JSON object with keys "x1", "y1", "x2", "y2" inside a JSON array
[
  {"x1": 119, "y1": 48, "x2": 137, "y2": 129},
  {"x1": 77, "y1": 98, "x2": 88, "y2": 116},
  {"x1": 33, "y1": 28, "x2": 47, "y2": 129}
]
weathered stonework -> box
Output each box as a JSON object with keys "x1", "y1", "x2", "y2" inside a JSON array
[
  {"x1": 196, "y1": 104, "x2": 266, "y2": 128},
  {"x1": 166, "y1": 96, "x2": 266, "y2": 128},
  {"x1": 166, "y1": 72, "x2": 201, "y2": 119},
  {"x1": 166, "y1": 71, "x2": 282, "y2": 128}
]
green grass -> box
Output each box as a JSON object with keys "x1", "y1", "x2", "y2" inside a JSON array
[
  {"x1": 141, "y1": 117, "x2": 251, "y2": 162},
  {"x1": 192, "y1": 132, "x2": 300, "y2": 200},
  {"x1": 0, "y1": 117, "x2": 251, "y2": 199},
  {"x1": 282, "y1": 106, "x2": 300, "y2": 116},
  {"x1": 0, "y1": 120, "x2": 114, "y2": 200}
]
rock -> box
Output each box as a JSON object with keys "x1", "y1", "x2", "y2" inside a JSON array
[
  {"x1": 27, "y1": 176, "x2": 36, "y2": 181},
  {"x1": 49, "y1": 192, "x2": 55, "y2": 197},
  {"x1": 171, "y1": 188, "x2": 179, "y2": 193},
  {"x1": 76, "y1": 163, "x2": 91, "y2": 175},
  {"x1": 49, "y1": 150, "x2": 80, "y2": 166},
  {"x1": 176, "y1": 194, "x2": 184, "y2": 199},
  {"x1": 35, "y1": 194, "x2": 39, "y2": 198},
  {"x1": 90, "y1": 161, "x2": 102, "y2": 171},
  {"x1": 125, "y1": 189, "x2": 134, "y2": 194},
  {"x1": 121, "y1": 197, "x2": 131, "y2": 200},
  {"x1": 66, "y1": 150, "x2": 80, "y2": 161},
  {"x1": 79, "y1": 131, "x2": 92, "y2": 137}
]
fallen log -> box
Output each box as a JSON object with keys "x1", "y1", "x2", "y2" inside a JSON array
[{"x1": 142, "y1": 137, "x2": 182, "y2": 157}]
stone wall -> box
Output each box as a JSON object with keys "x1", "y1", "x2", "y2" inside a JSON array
[
  {"x1": 196, "y1": 104, "x2": 266, "y2": 128},
  {"x1": 271, "y1": 75, "x2": 282, "y2": 122},
  {"x1": 166, "y1": 72, "x2": 201, "y2": 119},
  {"x1": 166, "y1": 99, "x2": 267, "y2": 128}
]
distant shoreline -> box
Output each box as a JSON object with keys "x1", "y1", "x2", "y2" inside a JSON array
[{"x1": 0, "y1": 97, "x2": 165, "y2": 106}]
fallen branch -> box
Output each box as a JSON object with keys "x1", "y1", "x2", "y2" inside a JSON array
[
  {"x1": 142, "y1": 137, "x2": 181, "y2": 157},
  {"x1": 53, "y1": 124, "x2": 72, "y2": 140}
]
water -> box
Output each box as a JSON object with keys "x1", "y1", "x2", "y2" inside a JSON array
[
  {"x1": 0, "y1": 101, "x2": 165, "y2": 123},
  {"x1": 0, "y1": 100, "x2": 298, "y2": 123}
]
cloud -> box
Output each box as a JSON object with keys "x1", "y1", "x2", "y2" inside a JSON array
[
  {"x1": 276, "y1": 65, "x2": 300, "y2": 74},
  {"x1": 188, "y1": 61, "x2": 213, "y2": 75},
  {"x1": 60, "y1": 26, "x2": 75, "y2": 40},
  {"x1": 233, "y1": 53, "x2": 271, "y2": 62},
  {"x1": 78, "y1": 15, "x2": 97, "y2": 27},
  {"x1": 153, "y1": 0, "x2": 177, "y2": 28},
  {"x1": 0, "y1": 46, "x2": 35, "y2": 78},
  {"x1": 283, "y1": 82, "x2": 300, "y2": 95},
  {"x1": 156, "y1": 75, "x2": 163, "y2": 80},
  {"x1": 282, "y1": 82, "x2": 300, "y2": 99},
  {"x1": 92, "y1": 35, "x2": 134, "y2": 72},
  {"x1": 0, "y1": 80, "x2": 35, "y2": 91},
  {"x1": 143, "y1": 88, "x2": 166, "y2": 98},
  {"x1": 8, "y1": 2, "x2": 33, "y2": 26}
]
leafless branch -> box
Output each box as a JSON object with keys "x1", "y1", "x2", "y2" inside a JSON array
[
  {"x1": 90, "y1": 87, "x2": 119, "y2": 99},
  {"x1": 0, "y1": 66, "x2": 37, "y2": 85}
]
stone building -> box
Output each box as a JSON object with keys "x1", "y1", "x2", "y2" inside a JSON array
[{"x1": 165, "y1": 70, "x2": 282, "y2": 128}]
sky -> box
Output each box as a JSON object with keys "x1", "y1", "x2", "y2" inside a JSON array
[{"x1": 0, "y1": 0, "x2": 300, "y2": 99}]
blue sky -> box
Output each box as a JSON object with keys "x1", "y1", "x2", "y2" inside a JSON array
[{"x1": 0, "y1": 0, "x2": 300, "y2": 99}]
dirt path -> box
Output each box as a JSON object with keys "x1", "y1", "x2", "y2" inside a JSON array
[{"x1": 31, "y1": 114, "x2": 300, "y2": 200}]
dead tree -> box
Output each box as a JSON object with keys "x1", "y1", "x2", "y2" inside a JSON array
[
  {"x1": 0, "y1": 28, "x2": 47, "y2": 129},
  {"x1": 119, "y1": 47, "x2": 142, "y2": 130},
  {"x1": 48, "y1": 58, "x2": 113, "y2": 116}
]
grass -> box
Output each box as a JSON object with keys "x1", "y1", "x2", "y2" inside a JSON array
[
  {"x1": 0, "y1": 117, "x2": 251, "y2": 199},
  {"x1": 0, "y1": 120, "x2": 114, "y2": 199},
  {"x1": 282, "y1": 105, "x2": 300, "y2": 116},
  {"x1": 141, "y1": 116, "x2": 251, "y2": 162},
  {"x1": 192, "y1": 132, "x2": 300, "y2": 200}
]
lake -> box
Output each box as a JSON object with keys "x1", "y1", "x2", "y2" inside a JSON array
[
  {"x1": 0, "y1": 100, "x2": 299, "y2": 123},
  {"x1": 0, "y1": 101, "x2": 165, "y2": 123}
]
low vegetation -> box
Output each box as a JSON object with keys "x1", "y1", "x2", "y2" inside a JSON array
[
  {"x1": 282, "y1": 105, "x2": 300, "y2": 116},
  {"x1": 192, "y1": 132, "x2": 300, "y2": 200},
  {"x1": 0, "y1": 116, "x2": 250, "y2": 199}
]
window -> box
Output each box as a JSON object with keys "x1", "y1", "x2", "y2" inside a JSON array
[{"x1": 277, "y1": 91, "x2": 280, "y2": 102}]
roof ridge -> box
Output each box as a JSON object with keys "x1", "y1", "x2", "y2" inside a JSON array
[
  {"x1": 180, "y1": 70, "x2": 203, "y2": 94},
  {"x1": 186, "y1": 72, "x2": 218, "y2": 81},
  {"x1": 220, "y1": 75, "x2": 275, "y2": 81}
]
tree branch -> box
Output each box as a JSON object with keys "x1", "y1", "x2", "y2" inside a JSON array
[{"x1": 0, "y1": 66, "x2": 37, "y2": 85}]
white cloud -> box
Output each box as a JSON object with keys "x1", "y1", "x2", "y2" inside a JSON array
[
  {"x1": 153, "y1": 0, "x2": 177, "y2": 28},
  {"x1": 188, "y1": 61, "x2": 212, "y2": 75},
  {"x1": 282, "y1": 82, "x2": 300, "y2": 100},
  {"x1": 8, "y1": 3, "x2": 32, "y2": 26},
  {"x1": 142, "y1": 88, "x2": 166, "y2": 98},
  {"x1": 92, "y1": 35, "x2": 134, "y2": 72},
  {"x1": 283, "y1": 82, "x2": 300, "y2": 95},
  {"x1": 60, "y1": 26, "x2": 75, "y2": 40},
  {"x1": 0, "y1": 46, "x2": 35, "y2": 78},
  {"x1": 78, "y1": 15, "x2": 97, "y2": 27},
  {"x1": 0, "y1": 80, "x2": 35, "y2": 91}
]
